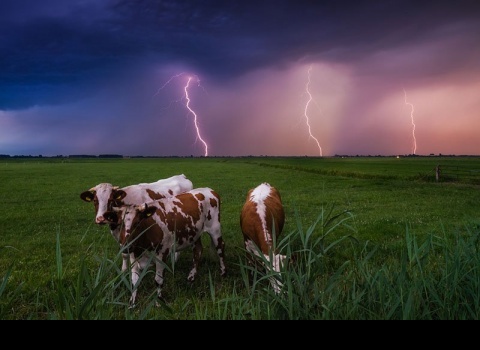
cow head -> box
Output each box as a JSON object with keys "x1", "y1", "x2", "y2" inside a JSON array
[
  {"x1": 135, "y1": 203, "x2": 157, "y2": 219},
  {"x1": 80, "y1": 183, "x2": 120, "y2": 224},
  {"x1": 103, "y1": 204, "x2": 156, "y2": 239}
]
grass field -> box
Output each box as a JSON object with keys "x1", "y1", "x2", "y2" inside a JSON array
[{"x1": 1, "y1": 156, "x2": 480, "y2": 319}]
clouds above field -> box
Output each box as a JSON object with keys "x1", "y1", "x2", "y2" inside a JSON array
[{"x1": 1, "y1": 0, "x2": 480, "y2": 156}]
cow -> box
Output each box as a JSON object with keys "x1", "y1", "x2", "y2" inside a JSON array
[
  {"x1": 103, "y1": 187, "x2": 226, "y2": 306},
  {"x1": 80, "y1": 174, "x2": 193, "y2": 271},
  {"x1": 240, "y1": 182, "x2": 286, "y2": 294}
]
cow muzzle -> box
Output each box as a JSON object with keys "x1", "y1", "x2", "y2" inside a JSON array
[{"x1": 96, "y1": 216, "x2": 107, "y2": 224}]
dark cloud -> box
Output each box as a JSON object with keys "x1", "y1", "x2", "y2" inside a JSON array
[
  {"x1": 1, "y1": 0, "x2": 480, "y2": 156},
  {"x1": 3, "y1": 1, "x2": 480, "y2": 107}
]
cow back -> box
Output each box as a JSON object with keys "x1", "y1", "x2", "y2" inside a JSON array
[
  {"x1": 119, "y1": 174, "x2": 193, "y2": 206},
  {"x1": 240, "y1": 183, "x2": 285, "y2": 255}
]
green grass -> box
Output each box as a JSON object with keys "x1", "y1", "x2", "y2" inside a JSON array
[{"x1": 1, "y1": 156, "x2": 480, "y2": 319}]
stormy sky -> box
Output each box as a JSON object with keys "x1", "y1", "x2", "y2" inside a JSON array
[{"x1": 1, "y1": 0, "x2": 480, "y2": 157}]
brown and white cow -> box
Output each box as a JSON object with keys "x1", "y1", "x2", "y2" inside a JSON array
[
  {"x1": 240, "y1": 182, "x2": 286, "y2": 293},
  {"x1": 80, "y1": 174, "x2": 193, "y2": 271},
  {"x1": 103, "y1": 187, "x2": 226, "y2": 306}
]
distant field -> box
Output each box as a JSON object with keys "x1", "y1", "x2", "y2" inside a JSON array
[{"x1": 1, "y1": 156, "x2": 480, "y2": 319}]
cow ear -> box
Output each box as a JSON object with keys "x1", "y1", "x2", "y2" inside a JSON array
[
  {"x1": 113, "y1": 189, "x2": 127, "y2": 201},
  {"x1": 80, "y1": 191, "x2": 95, "y2": 202},
  {"x1": 144, "y1": 205, "x2": 156, "y2": 218}
]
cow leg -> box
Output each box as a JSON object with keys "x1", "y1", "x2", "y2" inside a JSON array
[
  {"x1": 129, "y1": 253, "x2": 140, "y2": 308},
  {"x1": 187, "y1": 238, "x2": 203, "y2": 282},
  {"x1": 128, "y1": 253, "x2": 151, "y2": 307},
  {"x1": 208, "y1": 231, "x2": 227, "y2": 277},
  {"x1": 268, "y1": 253, "x2": 285, "y2": 294},
  {"x1": 121, "y1": 252, "x2": 129, "y2": 272},
  {"x1": 154, "y1": 250, "x2": 168, "y2": 303},
  {"x1": 118, "y1": 242, "x2": 129, "y2": 271},
  {"x1": 244, "y1": 239, "x2": 284, "y2": 294},
  {"x1": 243, "y1": 238, "x2": 257, "y2": 283}
]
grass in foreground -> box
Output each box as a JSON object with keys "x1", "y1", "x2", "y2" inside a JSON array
[{"x1": 3, "y1": 207, "x2": 480, "y2": 320}]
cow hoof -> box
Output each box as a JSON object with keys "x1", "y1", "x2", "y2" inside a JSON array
[{"x1": 187, "y1": 270, "x2": 197, "y2": 282}]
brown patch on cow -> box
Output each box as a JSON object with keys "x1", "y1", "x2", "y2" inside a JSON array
[
  {"x1": 208, "y1": 197, "x2": 218, "y2": 208},
  {"x1": 93, "y1": 200, "x2": 100, "y2": 216},
  {"x1": 194, "y1": 192, "x2": 205, "y2": 201},
  {"x1": 207, "y1": 191, "x2": 220, "y2": 221},
  {"x1": 127, "y1": 216, "x2": 165, "y2": 253},
  {"x1": 213, "y1": 191, "x2": 221, "y2": 221},
  {"x1": 155, "y1": 206, "x2": 166, "y2": 222},
  {"x1": 118, "y1": 226, "x2": 128, "y2": 246},
  {"x1": 174, "y1": 193, "x2": 201, "y2": 225},
  {"x1": 163, "y1": 196, "x2": 198, "y2": 235},
  {"x1": 165, "y1": 213, "x2": 195, "y2": 240},
  {"x1": 157, "y1": 201, "x2": 166, "y2": 211},
  {"x1": 147, "y1": 188, "x2": 167, "y2": 201}
]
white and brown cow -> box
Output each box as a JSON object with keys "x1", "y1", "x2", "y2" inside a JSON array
[
  {"x1": 80, "y1": 174, "x2": 193, "y2": 271},
  {"x1": 240, "y1": 182, "x2": 286, "y2": 293},
  {"x1": 103, "y1": 187, "x2": 226, "y2": 306}
]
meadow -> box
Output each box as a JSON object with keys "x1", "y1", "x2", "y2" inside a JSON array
[{"x1": 1, "y1": 156, "x2": 480, "y2": 319}]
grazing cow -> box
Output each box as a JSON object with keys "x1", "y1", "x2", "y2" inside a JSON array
[
  {"x1": 80, "y1": 174, "x2": 193, "y2": 271},
  {"x1": 103, "y1": 187, "x2": 226, "y2": 306},
  {"x1": 240, "y1": 182, "x2": 286, "y2": 293}
]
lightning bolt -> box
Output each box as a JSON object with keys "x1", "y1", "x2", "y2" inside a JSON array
[
  {"x1": 403, "y1": 88, "x2": 417, "y2": 155},
  {"x1": 184, "y1": 76, "x2": 208, "y2": 157},
  {"x1": 154, "y1": 73, "x2": 209, "y2": 157},
  {"x1": 304, "y1": 66, "x2": 322, "y2": 156}
]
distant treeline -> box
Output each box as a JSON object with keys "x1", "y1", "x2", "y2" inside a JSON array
[
  {"x1": 0, "y1": 154, "x2": 198, "y2": 159},
  {"x1": 0, "y1": 154, "x2": 123, "y2": 158},
  {"x1": 0, "y1": 153, "x2": 477, "y2": 159}
]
